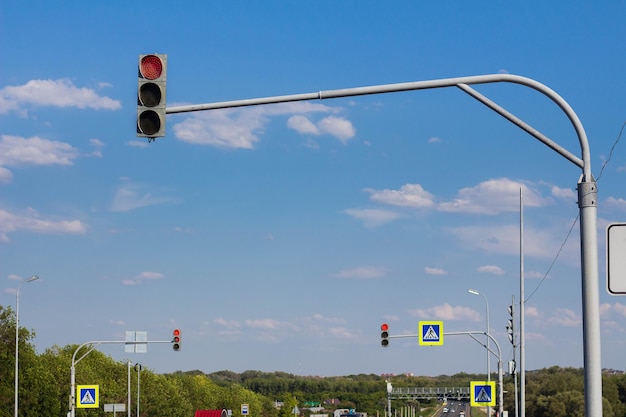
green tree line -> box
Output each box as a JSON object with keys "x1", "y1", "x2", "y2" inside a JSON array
[{"x1": 3, "y1": 304, "x2": 626, "y2": 417}]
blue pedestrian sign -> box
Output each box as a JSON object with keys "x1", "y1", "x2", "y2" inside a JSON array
[
  {"x1": 470, "y1": 381, "x2": 496, "y2": 407},
  {"x1": 76, "y1": 385, "x2": 99, "y2": 408},
  {"x1": 418, "y1": 321, "x2": 444, "y2": 346}
]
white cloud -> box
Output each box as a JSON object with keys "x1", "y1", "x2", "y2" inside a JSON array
[
  {"x1": 214, "y1": 317, "x2": 241, "y2": 328},
  {"x1": 408, "y1": 303, "x2": 480, "y2": 321},
  {"x1": 317, "y1": 116, "x2": 356, "y2": 142},
  {"x1": 424, "y1": 267, "x2": 447, "y2": 275},
  {"x1": 448, "y1": 224, "x2": 577, "y2": 260},
  {"x1": 344, "y1": 208, "x2": 401, "y2": 227},
  {"x1": 606, "y1": 197, "x2": 626, "y2": 211},
  {"x1": 173, "y1": 108, "x2": 264, "y2": 149},
  {"x1": 551, "y1": 185, "x2": 576, "y2": 200},
  {"x1": 0, "y1": 207, "x2": 87, "y2": 242},
  {"x1": 289, "y1": 114, "x2": 357, "y2": 142},
  {"x1": 122, "y1": 271, "x2": 165, "y2": 286},
  {"x1": 547, "y1": 308, "x2": 581, "y2": 327},
  {"x1": 0, "y1": 135, "x2": 79, "y2": 167},
  {"x1": 0, "y1": 78, "x2": 121, "y2": 114},
  {"x1": 0, "y1": 167, "x2": 13, "y2": 184},
  {"x1": 600, "y1": 302, "x2": 626, "y2": 318},
  {"x1": 287, "y1": 115, "x2": 319, "y2": 135},
  {"x1": 246, "y1": 318, "x2": 288, "y2": 330},
  {"x1": 477, "y1": 265, "x2": 505, "y2": 275},
  {"x1": 365, "y1": 184, "x2": 436, "y2": 208},
  {"x1": 173, "y1": 102, "x2": 353, "y2": 149},
  {"x1": 331, "y1": 266, "x2": 388, "y2": 279},
  {"x1": 110, "y1": 182, "x2": 177, "y2": 212},
  {"x1": 438, "y1": 178, "x2": 551, "y2": 215}
]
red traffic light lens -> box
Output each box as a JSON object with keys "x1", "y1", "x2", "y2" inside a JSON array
[
  {"x1": 173, "y1": 329, "x2": 181, "y2": 336},
  {"x1": 381, "y1": 323, "x2": 389, "y2": 331},
  {"x1": 140, "y1": 55, "x2": 163, "y2": 80},
  {"x1": 173, "y1": 336, "x2": 180, "y2": 343}
]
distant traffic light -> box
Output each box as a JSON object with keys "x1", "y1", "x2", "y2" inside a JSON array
[
  {"x1": 137, "y1": 54, "x2": 167, "y2": 138},
  {"x1": 380, "y1": 323, "x2": 389, "y2": 347},
  {"x1": 506, "y1": 305, "x2": 515, "y2": 346},
  {"x1": 172, "y1": 329, "x2": 181, "y2": 351}
]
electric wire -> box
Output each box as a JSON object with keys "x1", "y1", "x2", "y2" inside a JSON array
[{"x1": 524, "y1": 121, "x2": 626, "y2": 304}]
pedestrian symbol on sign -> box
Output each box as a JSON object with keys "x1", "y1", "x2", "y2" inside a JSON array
[
  {"x1": 76, "y1": 385, "x2": 99, "y2": 408},
  {"x1": 418, "y1": 321, "x2": 444, "y2": 346},
  {"x1": 470, "y1": 381, "x2": 496, "y2": 407}
]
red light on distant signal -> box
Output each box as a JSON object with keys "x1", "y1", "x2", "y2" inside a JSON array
[
  {"x1": 381, "y1": 323, "x2": 389, "y2": 347},
  {"x1": 172, "y1": 329, "x2": 181, "y2": 351}
]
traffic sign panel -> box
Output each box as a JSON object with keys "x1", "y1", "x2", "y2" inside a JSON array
[
  {"x1": 470, "y1": 381, "x2": 496, "y2": 407},
  {"x1": 607, "y1": 223, "x2": 626, "y2": 294},
  {"x1": 419, "y1": 321, "x2": 444, "y2": 346},
  {"x1": 77, "y1": 385, "x2": 99, "y2": 408},
  {"x1": 241, "y1": 404, "x2": 249, "y2": 415}
]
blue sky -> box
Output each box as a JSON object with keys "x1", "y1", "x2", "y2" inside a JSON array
[{"x1": 1, "y1": 2, "x2": 626, "y2": 378}]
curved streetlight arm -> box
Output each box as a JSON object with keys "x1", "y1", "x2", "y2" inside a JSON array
[
  {"x1": 446, "y1": 330, "x2": 503, "y2": 417},
  {"x1": 167, "y1": 74, "x2": 590, "y2": 175},
  {"x1": 167, "y1": 72, "x2": 600, "y2": 417}
]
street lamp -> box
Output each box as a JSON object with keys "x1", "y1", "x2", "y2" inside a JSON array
[
  {"x1": 15, "y1": 275, "x2": 39, "y2": 417},
  {"x1": 468, "y1": 288, "x2": 490, "y2": 415},
  {"x1": 135, "y1": 363, "x2": 142, "y2": 417}
]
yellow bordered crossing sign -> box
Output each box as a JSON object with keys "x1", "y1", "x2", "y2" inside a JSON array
[
  {"x1": 418, "y1": 321, "x2": 444, "y2": 346},
  {"x1": 76, "y1": 384, "x2": 99, "y2": 408},
  {"x1": 470, "y1": 381, "x2": 496, "y2": 407}
]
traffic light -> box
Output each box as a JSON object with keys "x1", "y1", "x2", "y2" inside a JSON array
[
  {"x1": 506, "y1": 305, "x2": 515, "y2": 346},
  {"x1": 380, "y1": 323, "x2": 389, "y2": 347},
  {"x1": 137, "y1": 53, "x2": 167, "y2": 138},
  {"x1": 172, "y1": 329, "x2": 181, "y2": 351}
]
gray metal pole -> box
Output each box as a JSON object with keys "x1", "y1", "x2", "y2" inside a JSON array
[
  {"x1": 468, "y1": 289, "x2": 490, "y2": 416},
  {"x1": 167, "y1": 73, "x2": 601, "y2": 417},
  {"x1": 15, "y1": 275, "x2": 38, "y2": 417},
  {"x1": 128, "y1": 361, "x2": 131, "y2": 417},
  {"x1": 136, "y1": 363, "x2": 142, "y2": 417},
  {"x1": 511, "y1": 188, "x2": 526, "y2": 417}
]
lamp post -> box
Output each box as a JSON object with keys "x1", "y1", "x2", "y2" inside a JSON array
[
  {"x1": 135, "y1": 363, "x2": 142, "y2": 417},
  {"x1": 15, "y1": 275, "x2": 39, "y2": 417},
  {"x1": 468, "y1": 288, "x2": 490, "y2": 416}
]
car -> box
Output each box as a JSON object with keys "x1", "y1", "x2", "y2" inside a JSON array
[
  {"x1": 459, "y1": 412, "x2": 465, "y2": 417},
  {"x1": 442, "y1": 408, "x2": 448, "y2": 413}
]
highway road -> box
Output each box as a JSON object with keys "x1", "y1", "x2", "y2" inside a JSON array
[{"x1": 440, "y1": 400, "x2": 469, "y2": 417}]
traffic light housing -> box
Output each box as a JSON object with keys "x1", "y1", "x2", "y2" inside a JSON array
[
  {"x1": 506, "y1": 305, "x2": 515, "y2": 346},
  {"x1": 172, "y1": 329, "x2": 181, "y2": 351},
  {"x1": 381, "y1": 323, "x2": 389, "y2": 347},
  {"x1": 137, "y1": 54, "x2": 167, "y2": 138}
]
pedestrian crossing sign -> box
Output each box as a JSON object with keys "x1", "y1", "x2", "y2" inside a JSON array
[
  {"x1": 418, "y1": 321, "x2": 443, "y2": 346},
  {"x1": 470, "y1": 381, "x2": 496, "y2": 407},
  {"x1": 76, "y1": 385, "x2": 99, "y2": 408}
]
